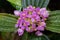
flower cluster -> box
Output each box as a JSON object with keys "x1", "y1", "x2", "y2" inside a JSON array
[{"x1": 14, "y1": 5, "x2": 49, "y2": 36}]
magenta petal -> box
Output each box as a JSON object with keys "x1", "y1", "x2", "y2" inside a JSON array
[
  {"x1": 17, "y1": 28, "x2": 24, "y2": 36},
  {"x1": 32, "y1": 24, "x2": 36, "y2": 28},
  {"x1": 23, "y1": 8, "x2": 28, "y2": 12},
  {"x1": 40, "y1": 8, "x2": 46, "y2": 11},
  {"x1": 19, "y1": 23, "x2": 22, "y2": 27},
  {"x1": 36, "y1": 7, "x2": 40, "y2": 12},
  {"x1": 21, "y1": 26, "x2": 25, "y2": 30},
  {"x1": 27, "y1": 5, "x2": 35, "y2": 11},
  {"x1": 41, "y1": 19, "x2": 45, "y2": 22},
  {"x1": 28, "y1": 5, "x2": 33, "y2": 9},
  {"x1": 19, "y1": 20, "x2": 23, "y2": 27},
  {"x1": 16, "y1": 19, "x2": 21, "y2": 27},
  {"x1": 14, "y1": 10, "x2": 20, "y2": 16},
  {"x1": 40, "y1": 8, "x2": 49, "y2": 18},
  {"x1": 32, "y1": 11, "x2": 37, "y2": 17},
  {"x1": 26, "y1": 27, "x2": 30, "y2": 32},
  {"x1": 26, "y1": 27, "x2": 33, "y2": 32},
  {"x1": 43, "y1": 11, "x2": 49, "y2": 18},
  {"x1": 41, "y1": 22, "x2": 46, "y2": 27},
  {"x1": 35, "y1": 15, "x2": 40, "y2": 21},
  {"x1": 36, "y1": 26, "x2": 44, "y2": 31},
  {"x1": 42, "y1": 11, "x2": 49, "y2": 18},
  {"x1": 27, "y1": 14, "x2": 32, "y2": 18},
  {"x1": 35, "y1": 31, "x2": 43, "y2": 36},
  {"x1": 25, "y1": 21, "x2": 30, "y2": 26},
  {"x1": 31, "y1": 18, "x2": 35, "y2": 22},
  {"x1": 20, "y1": 12, "x2": 27, "y2": 19}
]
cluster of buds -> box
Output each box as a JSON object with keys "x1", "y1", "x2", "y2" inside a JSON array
[{"x1": 14, "y1": 5, "x2": 49, "y2": 36}]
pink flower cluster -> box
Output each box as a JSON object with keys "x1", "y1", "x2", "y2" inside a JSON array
[{"x1": 14, "y1": 5, "x2": 49, "y2": 36}]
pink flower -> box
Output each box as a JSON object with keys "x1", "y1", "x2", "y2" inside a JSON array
[
  {"x1": 17, "y1": 28, "x2": 24, "y2": 36},
  {"x1": 31, "y1": 18, "x2": 35, "y2": 22},
  {"x1": 14, "y1": 10, "x2": 20, "y2": 16},
  {"x1": 35, "y1": 15, "x2": 40, "y2": 21},
  {"x1": 35, "y1": 31, "x2": 43, "y2": 36},
  {"x1": 40, "y1": 8, "x2": 49, "y2": 18},
  {"x1": 35, "y1": 7, "x2": 40, "y2": 12},
  {"x1": 40, "y1": 22, "x2": 46, "y2": 27},
  {"x1": 36, "y1": 26, "x2": 44, "y2": 31},
  {"x1": 14, "y1": 5, "x2": 49, "y2": 36},
  {"x1": 26, "y1": 27, "x2": 33, "y2": 32},
  {"x1": 27, "y1": 5, "x2": 35, "y2": 11}
]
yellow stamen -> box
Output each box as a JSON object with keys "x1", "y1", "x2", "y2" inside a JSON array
[
  {"x1": 29, "y1": 26, "x2": 32, "y2": 29},
  {"x1": 29, "y1": 11, "x2": 32, "y2": 15},
  {"x1": 44, "y1": 18, "x2": 47, "y2": 20},
  {"x1": 25, "y1": 18, "x2": 28, "y2": 21}
]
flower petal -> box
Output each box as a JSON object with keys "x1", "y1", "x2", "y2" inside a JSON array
[
  {"x1": 17, "y1": 28, "x2": 24, "y2": 36},
  {"x1": 14, "y1": 10, "x2": 20, "y2": 16},
  {"x1": 35, "y1": 31, "x2": 43, "y2": 36}
]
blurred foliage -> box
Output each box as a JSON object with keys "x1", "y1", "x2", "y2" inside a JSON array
[
  {"x1": 0, "y1": 13, "x2": 17, "y2": 32},
  {"x1": 46, "y1": 10, "x2": 60, "y2": 33},
  {"x1": 28, "y1": 34, "x2": 50, "y2": 40},
  {"x1": 7, "y1": 0, "x2": 21, "y2": 10},
  {"x1": 21, "y1": 0, "x2": 49, "y2": 8}
]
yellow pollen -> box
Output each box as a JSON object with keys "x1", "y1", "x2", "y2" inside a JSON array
[
  {"x1": 25, "y1": 18, "x2": 28, "y2": 21},
  {"x1": 29, "y1": 26, "x2": 32, "y2": 29},
  {"x1": 30, "y1": 21, "x2": 32, "y2": 24},
  {"x1": 28, "y1": 18, "x2": 32, "y2": 24},
  {"x1": 40, "y1": 22, "x2": 44, "y2": 26},
  {"x1": 44, "y1": 18, "x2": 47, "y2": 20},
  {"x1": 29, "y1": 11, "x2": 32, "y2": 15}
]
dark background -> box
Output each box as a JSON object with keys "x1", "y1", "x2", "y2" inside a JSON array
[{"x1": 0, "y1": 0, "x2": 60, "y2": 13}]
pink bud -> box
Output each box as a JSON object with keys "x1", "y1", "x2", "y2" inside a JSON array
[
  {"x1": 17, "y1": 28, "x2": 24, "y2": 36},
  {"x1": 14, "y1": 10, "x2": 20, "y2": 16},
  {"x1": 35, "y1": 31, "x2": 43, "y2": 36}
]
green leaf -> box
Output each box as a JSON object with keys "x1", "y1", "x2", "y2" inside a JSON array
[
  {"x1": 22, "y1": 0, "x2": 27, "y2": 8},
  {"x1": 7, "y1": 0, "x2": 21, "y2": 10},
  {"x1": 21, "y1": 32, "x2": 28, "y2": 40},
  {"x1": 46, "y1": 10, "x2": 60, "y2": 33},
  {"x1": 28, "y1": 34, "x2": 50, "y2": 40},
  {"x1": 22, "y1": 0, "x2": 50, "y2": 8},
  {"x1": 41, "y1": 0, "x2": 50, "y2": 8},
  {"x1": 0, "y1": 13, "x2": 17, "y2": 32}
]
